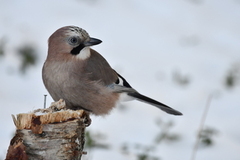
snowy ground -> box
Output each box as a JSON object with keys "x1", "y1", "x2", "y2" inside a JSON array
[{"x1": 0, "y1": 0, "x2": 240, "y2": 159}]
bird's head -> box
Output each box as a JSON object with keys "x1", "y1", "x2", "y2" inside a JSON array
[{"x1": 47, "y1": 26, "x2": 102, "y2": 60}]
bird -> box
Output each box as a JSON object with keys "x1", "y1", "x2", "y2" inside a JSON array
[{"x1": 42, "y1": 26, "x2": 182, "y2": 116}]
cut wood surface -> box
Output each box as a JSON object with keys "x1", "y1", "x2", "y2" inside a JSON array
[{"x1": 5, "y1": 99, "x2": 91, "y2": 160}]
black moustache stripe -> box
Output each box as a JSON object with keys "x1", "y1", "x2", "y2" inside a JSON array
[{"x1": 70, "y1": 44, "x2": 85, "y2": 55}]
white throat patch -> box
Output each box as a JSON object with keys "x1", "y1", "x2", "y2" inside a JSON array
[{"x1": 76, "y1": 47, "x2": 91, "y2": 60}]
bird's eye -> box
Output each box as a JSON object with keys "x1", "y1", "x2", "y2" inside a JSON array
[{"x1": 68, "y1": 37, "x2": 79, "y2": 45}]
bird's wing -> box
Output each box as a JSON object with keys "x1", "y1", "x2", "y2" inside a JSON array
[
  {"x1": 86, "y1": 49, "x2": 118, "y2": 85},
  {"x1": 112, "y1": 72, "x2": 183, "y2": 115},
  {"x1": 87, "y1": 49, "x2": 182, "y2": 115}
]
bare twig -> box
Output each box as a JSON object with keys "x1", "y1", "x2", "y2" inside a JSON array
[
  {"x1": 44, "y1": 94, "x2": 47, "y2": 108},
  {"x1": 190, "y1": 94, "x2": 213, "y2": 160}
]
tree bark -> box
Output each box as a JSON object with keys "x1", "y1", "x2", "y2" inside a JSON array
[{"x1": 5, "y1": 99, "x2": 91, "y2": 160}]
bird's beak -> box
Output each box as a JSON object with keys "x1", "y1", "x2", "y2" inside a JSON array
[{"x1": 84, "y1": 37, "x2": 102, "y2": 47}]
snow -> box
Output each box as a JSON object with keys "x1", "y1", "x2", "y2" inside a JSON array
[{"x1": 0, "y1": 0, "x2": 240, "y2": 159}]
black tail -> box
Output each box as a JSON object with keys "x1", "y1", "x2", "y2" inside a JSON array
[{"x1": 128, "y1": 92, "x2": 183, "y2": 116}]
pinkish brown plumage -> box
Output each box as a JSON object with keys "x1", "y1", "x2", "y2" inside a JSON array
[{"x1": 42, "y1": 26, "x2": 182, "y2": 116}]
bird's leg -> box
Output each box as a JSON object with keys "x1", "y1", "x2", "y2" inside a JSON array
[{"x1": 82, "y1": 111, "x2": 91, "y2": 127}]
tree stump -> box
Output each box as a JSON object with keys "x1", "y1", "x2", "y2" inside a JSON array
[{"x1": 5, "y1": 99, "x2": 91, "y2": 160}]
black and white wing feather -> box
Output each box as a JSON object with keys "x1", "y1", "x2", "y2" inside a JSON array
[{"x1": 112, "y1": 71, "x2": 182, "y2": 116}]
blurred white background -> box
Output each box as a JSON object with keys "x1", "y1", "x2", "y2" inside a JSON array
[{"x1": 0, "y1": 0, "x2": 240, "y2": 159}]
